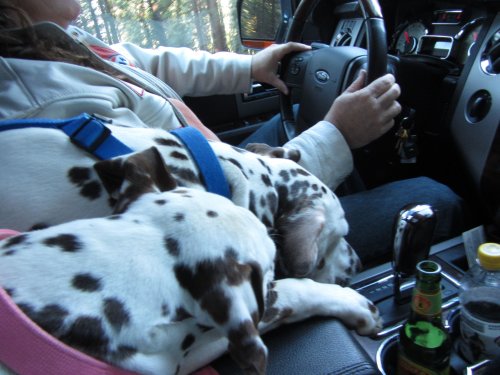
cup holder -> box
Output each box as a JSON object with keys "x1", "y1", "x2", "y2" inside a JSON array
[{"x1": 375, "y1": 308, "x2": 468, "y2": 375}]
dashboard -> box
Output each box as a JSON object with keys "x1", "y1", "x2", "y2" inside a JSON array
[{"x1": 328, "y1": 1, "x2": 491, "y2": 68}]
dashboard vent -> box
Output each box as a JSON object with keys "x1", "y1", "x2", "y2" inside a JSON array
[{"x1": 481, "y1": 29, "x2": 500, "y2": 75}]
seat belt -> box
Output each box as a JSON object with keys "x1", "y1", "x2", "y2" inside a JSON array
[
  {"x1": 0, "y1": 113, "x2": 133, "y2": 160},
  {"x1": 0, "y1": 114, "x2": 230, "y2": 197}
]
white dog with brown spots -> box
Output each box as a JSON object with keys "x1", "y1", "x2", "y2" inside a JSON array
[{"x1": 0, "y1": 176, "x2": 382, "y2": 375}]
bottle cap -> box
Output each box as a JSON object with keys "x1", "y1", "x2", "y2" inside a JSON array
[{"x1": 478, "y1": 242, "x2": 500, "y2": 270}]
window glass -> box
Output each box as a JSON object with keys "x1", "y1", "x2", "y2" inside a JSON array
[{"x1": 76, "y1": 0, "x2": 249, "y2": 53}]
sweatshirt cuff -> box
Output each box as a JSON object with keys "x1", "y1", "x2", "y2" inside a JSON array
[{"x1": 284, "y1": 121, "x2": 353, "y2": 189}]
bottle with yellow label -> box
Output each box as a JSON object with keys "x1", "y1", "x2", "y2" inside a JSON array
[
  {"x1": 397, "y1": 260, "x2": 451, "y2": 374},
  {"x1": 459, "y1": 242, "x2": 500, "y2": 363}
]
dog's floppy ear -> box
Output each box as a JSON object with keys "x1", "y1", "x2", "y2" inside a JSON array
[
  {"x1": 245, "y1": 143, "x2": 301, "y2": 163},
  {"x1": 276, "y1": 202, "x2": 325, "y2": 277},
  {"x1": 94, "y1": 147, "x2": 177, "y2": 213}
]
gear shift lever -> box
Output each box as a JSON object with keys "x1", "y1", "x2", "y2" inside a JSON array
[{"x1": 393, "y1": 204, "x2": 437, "y2": 304}]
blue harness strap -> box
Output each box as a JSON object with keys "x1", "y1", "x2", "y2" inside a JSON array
[
  {"x1": 0, "y1": 114, "x2": 231, "y2": 198},
  {"x1": 170, "y1": 127, "x2": 231, "y2": 199},
  {"x1": 0, "y1": 113, "x2": 133, "y2": 160}
]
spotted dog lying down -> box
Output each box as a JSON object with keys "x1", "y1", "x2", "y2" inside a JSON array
[
  {"x1": 1, "y1": 178, "x2": 382, "y2": 374},
  {"x1": 4, "y1": 125, "x2": 359, "y2": 285}
]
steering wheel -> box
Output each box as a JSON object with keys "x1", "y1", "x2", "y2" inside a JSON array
[{"x1": 280, "y1": 0, "x2": 388, "y2": 139}]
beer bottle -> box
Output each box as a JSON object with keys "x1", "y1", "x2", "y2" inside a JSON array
[{"x1": 397, "y1": 260, "x2": 451, "y2": 374}]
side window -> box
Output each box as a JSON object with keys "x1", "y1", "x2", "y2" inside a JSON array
[{"x1": 76, "y1": 0, "x2": 249, "y2": 53}]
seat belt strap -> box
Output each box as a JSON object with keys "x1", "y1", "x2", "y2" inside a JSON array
[{"x1": 0, "y1": 114, "x2": 134, "y2": 160}]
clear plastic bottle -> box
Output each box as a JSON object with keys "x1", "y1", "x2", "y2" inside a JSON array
[{"x1": 458, "y1": 242, "x2": 500, "y2": 364}]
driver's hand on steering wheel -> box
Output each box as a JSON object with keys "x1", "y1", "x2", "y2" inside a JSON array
[
  {"x1": 325, "y1": 71, "x2": 401, "y2": 149},
  {"x1": 251, "y1": 42, "x2": 311, "y2": 95}
]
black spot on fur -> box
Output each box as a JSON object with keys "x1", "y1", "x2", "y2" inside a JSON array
[
  {"x1": 257, "y1": 158, "x2": 272, "y2": 174},
  {"x1": 170, "y1": 151, "x2": 189, "y2": 160},
  {"x1": 72, "y1": 273, "x2": 102, "y2": 292},
  {"x1": 174, "y1": 213, "x2": 185, "y2": 222},
  {"x1": 296, "y1": 168, "x2": 310, "y2": 176},
  {"x1": 59, "y1": 316, "x2": 109, "y2": 359},
  {"x1": 279, "y1": 170, "x2": 290, "y2": 182},
  {"x1": 17, "y1": 302, "x2": 36, "y2": 319},
  {"x1": 290, "y1": 180, "x2": 310, "y2": 197},
  {"x1": 30, "y1": 223, "x2": 49, "y2": 231},
  {"x1": 155, "y1": 137, "x2": 182, "y2": 147},
  {"x1": 261, "y1": 216, "x2": 273, "y2": 228},
  {"x1": 3, "y1": 249, "x2": 15, "y2": 256},
  {"x1": 249, "y1": 191, "x2": 257, "y2": 215},
  {"x1": 267, "y1": 192, "x2": 278, "y2": 214},
  {"x1": 80, "y1": 181, "x2": 102, "y2": 200},
  {"x1": 35, "y1": 304, "x2": 69, "y2": 334},
  {"x1": 169, "y1": 166, "x2": 200, "y2": 185},
  {"x1": 165, "y1": 237, "x2": 181, "y2": 256},
  {"x1": 174, "y1": 307, "x2": 192, "y2": 321},
  {"x1": 181, "y1": 333, "x2": 195, "y2": 351},
  {"x1": 225, "y1": 158, "x2": 248, "y2": 179},
  {"x1": 107, "y1": 215, "x2": 122, "y2": 220},
  {"x1": 103, "y1": 298, "x2": 130, "y2": 332},
  {"x1": 43, "y1": 234, "x2": 82, "y2": 252},
  {"x1": 321, "y1": 186, "x2": 327, "y2": 194},
  {"x1": 67, "y1": 167, "x2": 102, "y2": 200},
  {"x1": 335, "y1": 277, "x2": 348, "y2": 287},
  {"x1": 68, "y1": 167, "x2": 91, "y2": 185},
  {"x1": 155, "y1": 199, "x2": 167, "y2": 205},
  {"x1": 312, "y1": 184, "x2": 319, "y2": 191},
  {"x1": 2, "y1": 234, "x2": 28, "y2": 248},
  {"x1": 231, "y1": 146, "x2": 246, "y2": 154},
  {"x1": 4, "y1": 288, "x2": 14, "y2": 297},
  {"x1": 206, "y1": 210, "x2": 218, "y2": 218},
  {"x1": 261, "y1": 174, "x2": 272, "y2": 187}
]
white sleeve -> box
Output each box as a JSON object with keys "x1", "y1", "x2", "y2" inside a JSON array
[
  {"x1": 111, "y1": 43, "x2": 253, "y2": 97},
  {"x1": 284, "y1": 121, "x2": 353, "y2": 189}
]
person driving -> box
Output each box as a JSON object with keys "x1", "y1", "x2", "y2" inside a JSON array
[{"x1": 0, "y1": 0, "x2": 465, "y2": 263}]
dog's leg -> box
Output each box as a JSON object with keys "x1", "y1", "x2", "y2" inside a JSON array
[{"x1": 258, "y1": 279, "x2": 382, "y2": 337}]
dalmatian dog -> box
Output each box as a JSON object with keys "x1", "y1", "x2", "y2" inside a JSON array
[
  {"x1": 1, "y1": 125, "x2": 359, "y2": 285},
  {"x1": 0, "y1": 176, "x2": 382, "y2": 374}
]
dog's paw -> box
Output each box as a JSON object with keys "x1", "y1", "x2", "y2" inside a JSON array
[{"x1": 337, "y1": 287, "x2": 383, "y2": 337}]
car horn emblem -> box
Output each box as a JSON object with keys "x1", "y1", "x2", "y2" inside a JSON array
[{"x1": 315, "y1": 70, "x2": 330, "y2": 83}]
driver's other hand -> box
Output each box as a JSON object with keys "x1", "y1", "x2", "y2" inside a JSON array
[
  {"x1": 325, "y1": 71, "x2": 402, "y2": 149},
  {"x1": 251, "y1": 42, "x2": 311, "y2": 95}
]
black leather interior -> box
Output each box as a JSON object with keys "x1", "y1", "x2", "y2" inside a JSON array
[{"x1": 212, "y1": 317, "x2": 380, "y2": 375}]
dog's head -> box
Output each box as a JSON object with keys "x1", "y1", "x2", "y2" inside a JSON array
[
  {"x1": 246, "y1": 144, "x2": 362, "y2": 285},
  {"x1": 272, "y1": 171, "x2": 361, "y2": 285}
]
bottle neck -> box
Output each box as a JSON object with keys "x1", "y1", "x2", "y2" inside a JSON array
[{"x1": 409, "y1": 278, "x2": 443, "y2": 323}]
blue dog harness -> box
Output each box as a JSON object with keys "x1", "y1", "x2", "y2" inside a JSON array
[{"x1": 0, "y1": 113, "x2": 231, "y2": 198}]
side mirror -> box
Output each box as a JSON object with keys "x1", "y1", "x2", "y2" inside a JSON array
[{"x1": 237, "y1": 0, "x2": 290, "y2": 49}]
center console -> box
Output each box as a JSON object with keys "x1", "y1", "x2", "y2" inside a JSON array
[{"x1": 351, "y1": 235, "x2": 468, "y2": 374}]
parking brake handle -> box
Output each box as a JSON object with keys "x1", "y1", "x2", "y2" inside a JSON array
[{"x1": 393, "y1": 204, "x2": 437, "y2": 304}]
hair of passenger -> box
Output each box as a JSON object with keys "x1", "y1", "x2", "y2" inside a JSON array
[{"x1": 0, "y1": 0, "x2": 123, "y2": 78}]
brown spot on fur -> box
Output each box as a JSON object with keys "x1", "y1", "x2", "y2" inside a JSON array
[{"x1": 44, "y1": 234, "x2": 82, "y2": 252}]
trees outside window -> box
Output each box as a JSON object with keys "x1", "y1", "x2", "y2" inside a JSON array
[{"x1": 76, "y1": 0, "x2": 248, "y2": 53}]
